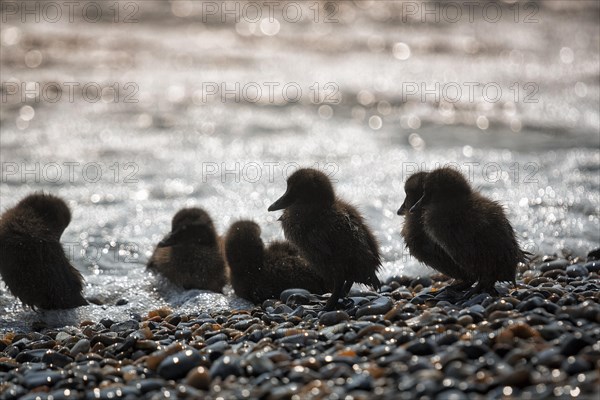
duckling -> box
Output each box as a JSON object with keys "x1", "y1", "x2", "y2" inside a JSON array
[
  {"x1": 148, "y1": 208, "x2": 227, "y2": 293},
  {"x1": 0, "y1": 193, "x2": 87, "y2": 310},
  {"x1": 398, "y1": 171, "x2": 475, "y2": 294},
  {"x1": 411, "y1": 167, "x2": 525, "y2": 297},
  {"x1": 224, "y1": 220, "x2": 329, "y2": 304},
  {"x1": 268, "y1": 168, "x2": 381, "y2": 310}
]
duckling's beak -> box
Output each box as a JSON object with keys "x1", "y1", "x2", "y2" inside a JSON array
[
  {"x1": 409, "y1": 195, "x2": 424, "y2": 214},
  {"x1": 157, "y1": 232, "x2": 177, "y2": 247},
  {"x1": 268, "y1": 190, "x2": 293, "y2": 211},
  {"x1": 397, "y1": 202, "x2": 406, "y2": 216}
]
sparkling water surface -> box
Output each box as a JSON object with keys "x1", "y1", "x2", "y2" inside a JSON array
[{"x1": 0, "y1": 1, "x2": 598, "y2": 330}]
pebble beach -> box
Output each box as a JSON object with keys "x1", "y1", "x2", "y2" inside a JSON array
[
  {"x1": 1, "y1": 1, "x2": 599, "y2": 399},
  {"x1": 1, "y1": 254, "x2": 599, "y2": 399}
]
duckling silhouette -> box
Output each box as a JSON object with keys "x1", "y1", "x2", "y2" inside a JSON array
[
  {"x1": 147, "y1": 208, "x2": 227, "y2": 293},
  {"x1": 398, "y1": 171, "x2": 475, "y2": 294},
  {"x1": 224, "y1": 220, "x2": 330, "y2": 304},
  {"x1": 411, "y1": 167, "x2": 525, "y2": 297},
  {"x1": 268, "y1": 168, "x2": 381, "y2": 310},
  {"x1": 0, "y1": 193, "x2": 87, "y2": 310}
]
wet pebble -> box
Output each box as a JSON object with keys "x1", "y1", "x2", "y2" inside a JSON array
[
  {"x1": 539, "y1": 259, "x2": 569, "y2": 273},
  {"x1": 561, "y1": 356, "x2": 592, "y2": 375},
  {"x1": 319, "y1": 311, "x2": 349, "y2": 326},
  {"x1": 134, "y1": 378, "x2": 167, "y2": 394},
  {"x1": 560, "y1": 333, "x2": 594, "y2": 356},
  {"x1": 186, "y1": 366, "x2": 211, "y2": 390},
  {"x1": 355, "y1": 296, "x2": 393, "y2": 318},
  {"x1": 280, "y1": 288, "x2": 311, "y2": 303},
  {"x1": 406, "y1": 339, "x2": 435, "y2": 356},
  {"x1": 41, "y1": 351, "x2": 72, "y2": 368},
  {"x1": 15, "y1": 349, "x2": 47, "y2": 363},
  {"x1": 70, "y1": 339, "x2": 91, "y2": 357},
  {"x1": 21, "y1": 370, "x2": 66, "y2": 389},
  {"x1": 566, "y1": 264, "x2": 588, "y2": 278},
  {"x1": 583, "y1": 260, "x2": 600, "y2": 273},
  {"x1": 157, "y1": 349, "x2": 202, "y2": 380},
  {"x1": 1, "y1": 253, "x2": 598, "y2": 399},
  {"x1": 110, "y1": 319, "x2": 139, "y2": 333},
  {"x1": 209, "y1": 355, "x2": 242, "y2": 379}
]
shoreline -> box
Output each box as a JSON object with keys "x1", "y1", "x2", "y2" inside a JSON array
[{"x1": 1, "y1": 254, "x2": 599, "y2": 399}]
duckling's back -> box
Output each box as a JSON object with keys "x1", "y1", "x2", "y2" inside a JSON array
[
  {"x1": 280, "y1": 201, "x2": 381, "y2": 289},
  {"x1": 224, "y1": 221, "x2": 265, "y2": 301},
  {"x1": 0, "y1": 207, "x2": 87, "y2": 309},
  {"x1": 148, "y1": 243, "x2": 227, "y2": 293},
  {"x1": 263, "y1": 241, "x2": 331, "y2": 296},
  {"x1": 471, "y1": 194, "x2": 523, "y2": 282},
  {"x1": 402, "y1": 209, "x2": 472, "y2": 283},
  {"x1": 423, "y1": 192, "x2": 520, "y2": 285}
]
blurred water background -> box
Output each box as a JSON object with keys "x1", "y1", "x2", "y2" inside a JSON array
[{"x1": 0, "y1": 0, "x2": 598, "y2": 330}]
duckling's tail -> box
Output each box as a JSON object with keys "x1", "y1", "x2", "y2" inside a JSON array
[
  {"x1": 368, "y1": 271, "x2": 382, "y2": 291},
  {"x1": 522, "y1": 250, "x2": 534, "y2": 263}
]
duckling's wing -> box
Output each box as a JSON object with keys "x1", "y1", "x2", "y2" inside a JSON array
[
  {"x1": 336, "y1": 204, "x2": 383, "y2": 288},
  {"x1": 439, "y1": 202, "x2": 518, "y2": 285},
  {"x1": 0, "y1": 235, "x2": 86, "y2": 309},
  {"x1": 300, "y1": 223, "x2": 334, "y2": 259},
  {"x1": 0, "y1": 235, "x2": 39, "y2": 307},
  {"x1": 44, "y1": 244, "x2": 88, "y2": 308},
  {"x1": 342, "y1": 206, "x2": 382, "y2": 266},
  {"x1": 147, "y1": 246, "x2": 171, "y2": 272},
  {"x1": 310, "y1": 235, "x2": 334, "y2": 258}
]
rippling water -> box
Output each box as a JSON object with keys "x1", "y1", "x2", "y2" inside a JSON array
[{"x1": 1, "y1": 0, "x2": 598, "y2": 330}]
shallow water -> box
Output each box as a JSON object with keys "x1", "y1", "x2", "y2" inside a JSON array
[{"x1": 0, "y1": 1, "x2": 598, "y2": 330}]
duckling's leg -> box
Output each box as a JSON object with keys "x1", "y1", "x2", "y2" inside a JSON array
[
  {"x1": 367, "y1": 271, "x2": 381, "y2": 291},
  {"x1": 323, "y1": 279, "x2": 344, "y2": 311},
  {"x1": 445, "y1": 280, "x2": 475, "y2": 292},
  {"x1": 435, "y1": 280, "x2": 474, "y2": 299},
  {"x1": 460, "y1": 280, "x2": 499, "y2": 301},
  {"x1": 339, "y1": 280, "x2": 356, "y2": 308},
  {"x1": 342, "y1": 280, "x2": 354, "y2": 296}
]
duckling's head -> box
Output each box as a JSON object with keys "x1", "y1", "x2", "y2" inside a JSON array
[
  {"x1": 226, "y1": 220, "x2": 262, "y2": 243},
  {"x1": 158, "y1": 208, "x2": 217, "y2": 248},
  {"x1": 397, "y1": 171, "x2": 428, "y2": 216},
  {"x1": 411, "y1": 167, "x2": 471, "y2": 213},
  {"x1": 268, "y1": 168, "x2": 335, "y2": 211},
  {"x1": 224, "y1": 220, "x2": 264, "y2": 271},
  {"x1": 17, "y1": 193, "x2": 71, "y2": 237},
  {"x1": 171, "y1": 208, "x2": 213, "y2": 230}
]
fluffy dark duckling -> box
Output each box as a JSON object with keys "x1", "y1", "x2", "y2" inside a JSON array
[
  {"x1": 398, "y1": 171, "x2": 475, "y2": 293},
  {"x1": 224, "y1": 220, "x2": 330, "y2": 304},
  {"x1": 411, "y1": 167, "x2": 525, "y2": 296},
  {"x1": 0, "y1": 193, "x2": 87, "y2": 310},
  {"x1": 147, "y1": 208, "x2": 227, "y2": 293},
  {"x1": 268, "y1": 168, "x2": 381, "y2": 310}
]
